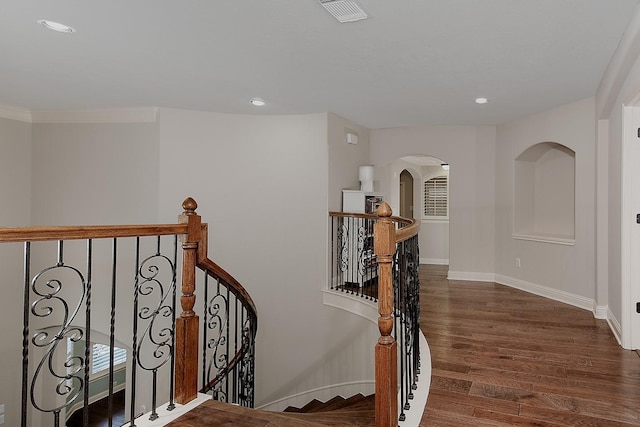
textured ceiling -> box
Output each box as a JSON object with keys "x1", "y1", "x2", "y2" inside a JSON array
[{"x1": 0, "y1": 0, "x2": 638, "y2": 129}]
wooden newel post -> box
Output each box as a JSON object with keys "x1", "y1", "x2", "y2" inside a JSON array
[
  {"x1": 175, "y1": 197, "x2": 201, "y2": 404},
  {"x1": 374, "y1": 202, "x2": 398, "y2": 427}
]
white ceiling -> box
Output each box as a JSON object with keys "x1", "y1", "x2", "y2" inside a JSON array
[{"x1": 1, "y1": 1, "x2": 638, "y2": 129}]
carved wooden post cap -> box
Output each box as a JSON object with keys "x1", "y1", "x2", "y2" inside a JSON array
[
  {"x1": 377, "y1": 202, "x2": 392, "y2": 218},
  {"x1": 182, "y1": 197, "x2": 198, "y2": 214}
]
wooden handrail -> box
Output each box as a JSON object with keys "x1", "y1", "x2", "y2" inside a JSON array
[
  {"x1": 3, "y1": 197, "x2": 260, "y2": 417},
  {"x1": 395, "y1": 218, "x2": 419, "y2": 243},
  {"x1": 0, "y1": 224, "x2": 188, "y2": 242},
  {"x1": 197, "y1": 256, "x2": 259, "y2": 329}
]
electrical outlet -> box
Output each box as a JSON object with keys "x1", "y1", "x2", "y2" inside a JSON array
[{"x1": 515, "y1": 258, "x2": 521, "y2": 268}]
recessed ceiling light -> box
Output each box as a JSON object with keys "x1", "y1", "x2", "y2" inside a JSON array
[
  {"x1": 475, "y1": 97, "x2": 489, "y2": 104},
  {"x1": 250, "y1": 97, "x2": 266, "y2": 107},
  {"x1": 38, "y1": 19, "x2": 76, "y2": 33}
]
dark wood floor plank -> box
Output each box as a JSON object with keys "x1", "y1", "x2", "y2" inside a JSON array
[{"x1": 419, "y1": 264, "x2": 640, "y2": 426}]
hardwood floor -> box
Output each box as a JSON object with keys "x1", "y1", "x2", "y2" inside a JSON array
[
  {"x1": 66, "y1": 390, "x2": 126, "y2": 427},
  {"x1": 419, "y1": 264, "x2": 640, "y2": 426}
]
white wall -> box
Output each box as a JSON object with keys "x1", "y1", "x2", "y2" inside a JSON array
[
  {"x1": 420, "y1": 165, "x2": 450, "y2": 265},
  {"x1": 31, "y1": 122, "x2": 160, "y2": 225},
  {"x1": 370, "y1": 125, "x2": 496, "y2": 276},
  {"x1": 156, "y1": 108, "x2": 376, "y2": 407},
  {"x1": 327, "y1": 112, "x2": 371, "y2": 211},
  {"x1": 0, "y1": 109, "x2": 380, "y2": 419},
  {"x1": 596, "y1": 5, "x2": 640, "y2": 346},
  {"x1": 0, "y1": 117, "x2": 31, "y2": 427},
  {"x1": 495, "y1": 98, "x2": 597, "y2": 308}
]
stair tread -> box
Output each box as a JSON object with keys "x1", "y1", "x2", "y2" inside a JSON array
[{"x1": 283, "y1": 393, "x2": 374, "y2": 414}]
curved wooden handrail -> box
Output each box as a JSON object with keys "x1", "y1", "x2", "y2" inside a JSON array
[
  {"x1": 197, "y1": 258, "x2": 258, "y2": 328},
  {"x1": 395, "y1": 218, "x2": 419, "y2": 243},
  {"x1": 1, "y1": 198, "x2": 260, "y2": 410},
  {"x1": 329, "y1": 211, "x2": 419, "y2": 243}
]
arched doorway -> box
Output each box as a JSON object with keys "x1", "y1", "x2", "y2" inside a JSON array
[
  {"x1": 399, "y1": 170, "x2": 414, "y2": 218},
  {"x1": 386, "y1": 156, "x2": 450, "y2": 266}
]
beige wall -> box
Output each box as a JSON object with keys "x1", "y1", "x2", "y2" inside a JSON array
[
  {"x1": 327, "y1": 113, "x2": 371, "y2": 211},
  {"x1": 156, "y1": 108, "x2": 376, "y2": 407},
  {"x1": 495, "y1": 98, "x2": 596, "y2": 302},
  {"x1": 0, "y1": 117, "x2": 31, "y2": 427},
  {"x1": 596, "y1": 7, "x2": 640, "y2": 345},
  {"x1": 0, "y1": 110, "x2": 381, "y2": 418},
  {"x1": 31, "y1": 122, "x2": 160, "y2": 225},
  {"x1": 370, "y1": 125, "x2": 496, "y2": 275}
]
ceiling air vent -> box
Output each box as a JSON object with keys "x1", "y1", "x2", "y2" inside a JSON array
[{"x1": 320, "y1": 0, "x2": 368, "y2": 23}]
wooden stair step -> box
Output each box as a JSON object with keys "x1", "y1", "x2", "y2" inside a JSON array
[{"x1": 284, "y1": 393, "x2": 374, "y2": 414}]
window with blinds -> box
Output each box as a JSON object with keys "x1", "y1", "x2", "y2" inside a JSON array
[
  {"x1": 92, "y1": 343, "x2": 127, "y2": 375},
  {"x1": 423, "y1": 176, "x2": 448, "y2": 217}
]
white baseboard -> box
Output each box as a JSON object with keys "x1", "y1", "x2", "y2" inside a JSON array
[
  {"x1": 447, "y1": 270, "x2": 495, "y2": 282},
  {"x1": 607, "y1": 307, "x2": 622, "y2": 346},
  {"x1": 420, "y1": 258, "x2": 449, "y2": 265},
  {"x1": 594, "y1": 304, "x2": 608, "y2": 320},
  {"x1": 120, "y1": 393, "x2": 210, "y2": 427},
  {"x1": 494, "y1": 274, "x2": 595, "y2": 313}
]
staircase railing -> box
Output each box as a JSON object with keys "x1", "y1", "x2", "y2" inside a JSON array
[
  {"x1": 0, "y1": 197, "x2": 257, "y2": 427},
  {"x1": 329, "y1": 203, "x2": 420, "y2": 427}
]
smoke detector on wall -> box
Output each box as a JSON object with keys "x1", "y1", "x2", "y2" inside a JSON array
[{"x1": 319, "y1": 0, "x2": 368, "y2": 23}]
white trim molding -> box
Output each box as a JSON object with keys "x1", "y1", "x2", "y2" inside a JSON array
[
  {"x1": 448, "y1": 271, "x2": 495, "y2": 282},
  {"x1": 420, "y1": 257, "x2": 448, "y2": 265},
  {"x1": 593, "y1": 304, "x2": 608, "y2": 320},
  {"x1": 495, "y1": 274, "x2": 595, "y2": 313},
  {"x1": 607, "y1": 307, "x2": 623, "y2": 346},
  {"x1": 31, "y1": 107, "x2": 159, "y2": 123},
  {"x1": 0, "y1": 105, "x2": 32, "y2": 122}
]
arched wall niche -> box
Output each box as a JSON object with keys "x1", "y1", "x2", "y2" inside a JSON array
[{"x1": 513, "y1": 142, "x2": 576, "y2": 245}]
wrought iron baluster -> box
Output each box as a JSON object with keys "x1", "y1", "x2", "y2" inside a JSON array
[
  {"x1": 135, "y1": 235, "x2": 177, "y2": 421},
  {"x1": 202, "y1": 271, "x2": 209, "y2": 390},
  {"x1": 23, "y1": 239, "x2": 88, "y2": 427},
  {"x1": 85, "y1": 239, "x2": 92, "y2": 427},
  {"x1": 107, "y1": 238, "x2": 118, "y2": 427},
  {"x1": 168, "y1": 235, "x2": 178, "y2": 411},
  {"x1": 130, "y1": 237, "x2": 141, "y2": 427},
  {"x1": 21, "y1": 242, "x2": 30, "y2": 427}
]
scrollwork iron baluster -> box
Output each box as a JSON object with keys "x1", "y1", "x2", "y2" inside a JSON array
[
  {"x1": 134, "y1": 240, "x2": 177, "y2": 421},
  {"x1": 26, "y1": 240, "x2": 88, "y2": 427}
]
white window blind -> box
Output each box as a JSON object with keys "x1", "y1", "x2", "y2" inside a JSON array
[
  {"x1": 92, "y1": 343, "x2": 127, "y2": 375},
  {"x1": 424, "y1": 176, "x2": 448, "y2": 217}
]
